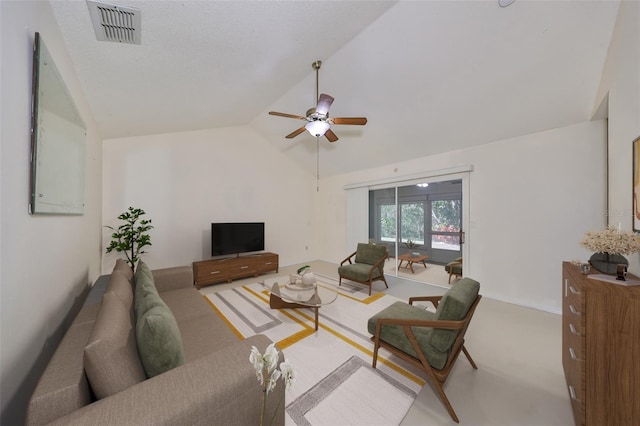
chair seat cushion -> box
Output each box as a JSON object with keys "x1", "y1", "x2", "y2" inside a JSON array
[
  {"x1": 367, "y1": 302, "x2": 449, "y2": 370},
  {"x1": 338, "y1": 263, "x2": 382, "y2": 282}
]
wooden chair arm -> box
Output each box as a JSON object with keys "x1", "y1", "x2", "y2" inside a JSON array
[
  {"x1": 340, "y1": 251, "x2": 357, "y2": 266},
  {"x1": 375, "y1": 317, "x2": 465, "y2": 333},
  {"x1": 409, "y1": 295, "x2": 442, "y2": 309},
  {"x1": 368, "y1": 254, "x2": 389, "y2": 278}
]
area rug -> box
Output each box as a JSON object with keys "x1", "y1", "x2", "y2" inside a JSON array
[{"x1": 205, "y1": 274, "x2": 427, "y2": 426}]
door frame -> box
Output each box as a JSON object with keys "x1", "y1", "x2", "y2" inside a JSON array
[{"x1": 351, "y1": 166, "x2": 471, "y2": 279}]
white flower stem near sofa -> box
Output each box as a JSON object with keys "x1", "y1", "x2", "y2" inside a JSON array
[{"x1": 26, "y1": 259, "x2": 284, "y2": 425}]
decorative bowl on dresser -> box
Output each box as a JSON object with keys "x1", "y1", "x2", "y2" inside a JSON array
[{"x1": 562, "y1": 261, "x2": 640, "y2": 425}]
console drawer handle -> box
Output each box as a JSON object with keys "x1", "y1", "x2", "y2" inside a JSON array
[
  {"x1": 265, "y1": 262, "x2": 272, "y2": 265},
  {"x1": 240, "y1": 266, "x2": 249, "y2": 269},
  {"x1": 569, "y1": 286, "x2": 581, "y2": 295},
  {"x1": 209, "y1": 271, "x2": 220, "y2": 275},
  {"x1": 569, "y1": 324, "x2": 580, "y2": 336},
  {"x1": 569, "y1": 385, "x2": 579, "y2": 402},
  {"x1": 569, "y1": 305, "x2": 581, "y2": 315}
]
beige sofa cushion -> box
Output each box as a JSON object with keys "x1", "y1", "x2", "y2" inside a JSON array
[
  {"x1": 113, "y1": 258, "x2": 133, "y2": 282},
  {"x1": 26, "y1": 314, "x2": 97, "y2": 426},
  {"x1": 105, "y1": 271, "x2": 134, "y2": 313},
  {"x1": 84, "y1": 292, "x2": 146, "y2": 399}
]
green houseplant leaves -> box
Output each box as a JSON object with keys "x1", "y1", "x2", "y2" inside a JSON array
[{"x1": 105, "y1": 207, "x2": 154, "y2": 270}]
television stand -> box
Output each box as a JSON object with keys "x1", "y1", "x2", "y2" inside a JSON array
[{"x1": 193, "y1": 252, "x2": 279, "y2": 289}]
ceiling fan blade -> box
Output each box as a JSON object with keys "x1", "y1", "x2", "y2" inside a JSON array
[
  {"x1": 331, "y1": 117, "x2": 368, "y2": 125},
  {"x1": 315, "y1": 94, "x2": 334, "y2": 115},
  {"x1": 325, "y1": 129, "x2": 339, "y2": 142},
  {"x1": 285, "y1": 127, "x2": 307, "y2": 139},
  {"x1": 269, "y1": 111, "x2": 307, "y2": 120}
]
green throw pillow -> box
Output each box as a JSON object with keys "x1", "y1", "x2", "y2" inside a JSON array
[
  {"x1": 136, "y1": 303, "x2": 185, "y2": 378},
  {"x1": 134, "y1": 261, "x2": 163, "y2": 320}
]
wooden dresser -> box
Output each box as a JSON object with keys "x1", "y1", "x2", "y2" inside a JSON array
[
  {"x1": 193, "y1": 252, "x2": 279, "y2": 289},
  {"x1": 562, "y1": 261, "x2": 640, "y2": 425}
]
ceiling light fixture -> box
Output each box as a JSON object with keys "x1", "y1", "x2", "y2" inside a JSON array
[
  {"x1": 498, "y1": 0, "x2": 515, "y2": 7},
  {"x1": 305, "y1": 120, "x2": 330, "y2": 137},
  {"x1": 417, "y1": 183, "x2": 429, "y2": 188}
]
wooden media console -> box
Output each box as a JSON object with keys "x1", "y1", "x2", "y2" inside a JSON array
[{"x1": 193, "y1": 252, "x2": 279, "y2": 289}]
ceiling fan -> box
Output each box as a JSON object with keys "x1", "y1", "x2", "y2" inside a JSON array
[{"x1": 269, "y1": 60, "x2": 367, "y2": 142}]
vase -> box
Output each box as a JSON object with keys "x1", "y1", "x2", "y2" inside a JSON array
[
  {"x1": 589, "y1": 252, "x2": 628, "y2": 275},
  {"x1": 301, "y1": 271, "x2": 315, "y2": 287}
]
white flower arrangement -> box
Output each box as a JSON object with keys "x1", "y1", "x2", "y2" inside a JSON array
[
  {"x1": 580, "y1": 225, "x2": 640, "y2": 255},
  {"x1": 249, "y1": 343, "x2": 295, "y2": 426}
]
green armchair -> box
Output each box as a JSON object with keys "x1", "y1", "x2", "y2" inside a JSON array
[
  {"x1": 444, "y1": 257, "x2": 463, "y2": 284},
  {"x1": 338, "y1": 243, "x2": 389, "y2": 296},
  {"x1": 367, "y1": 278, "x2": 481, "y2": 423}
]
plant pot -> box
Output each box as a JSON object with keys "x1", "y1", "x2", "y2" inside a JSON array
[{"x1": 589, "y1": 252, "x2": 628, "y2": 275}]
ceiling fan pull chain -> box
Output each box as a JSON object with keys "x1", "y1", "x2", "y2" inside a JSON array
[{"x1": 317, "y1": 137, "x2": 320, "y2": 192}]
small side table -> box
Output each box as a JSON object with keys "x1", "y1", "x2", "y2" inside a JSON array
[{"x1": 397, "y1": 254, "x2": 429, "y2": 273}]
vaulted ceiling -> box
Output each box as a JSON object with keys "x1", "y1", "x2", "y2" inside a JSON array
[{"x1": 50, "y1": 0, "x2": 620, "y2": 177}]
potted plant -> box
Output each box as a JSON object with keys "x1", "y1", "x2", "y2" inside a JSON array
[
  {"x1": 580, "y1": 225, "x2": 640, "y2": 274},
  {"x1": 105, "y1": 207, "x2": 154, "y2": 271},
  {"x1": 403, "y1": 239, "x2": 421, "y2": 257}
]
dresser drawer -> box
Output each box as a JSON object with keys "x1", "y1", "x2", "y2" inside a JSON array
[
  {"x1": 566, "y1": 369, "x2": 585, "y2": 426},
  {"x1": 565, "y1": 279, "x2": 585, "y2": 312}
]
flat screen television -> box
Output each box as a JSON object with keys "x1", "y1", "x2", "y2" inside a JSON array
[{"x1": 211, "y1": 222, "x2": 265, "y2": 256}]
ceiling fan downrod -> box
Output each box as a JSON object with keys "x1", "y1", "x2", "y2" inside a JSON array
[{"x1": 312, "y1": 60, "x2": 322, "y2": 105}]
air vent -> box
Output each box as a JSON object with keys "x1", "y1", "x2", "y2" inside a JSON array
[{"x1": 87, "y1": 1, "x2": 141, "y2": 44}]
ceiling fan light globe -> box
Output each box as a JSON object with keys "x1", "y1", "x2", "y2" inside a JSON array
[{"x1": 305, "y1": 120, "x2": 330, "y2": 137}]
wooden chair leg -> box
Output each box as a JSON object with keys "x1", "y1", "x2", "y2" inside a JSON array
[
  {"x1": 462, "y1": 345, "x2": 477, "y2": 369},
  {"x1": 431, "y1": 381, "x2": 460, "y2": 423},
  {"x1": 372, "y1": 342, "x2": 379, "y2": 368}
]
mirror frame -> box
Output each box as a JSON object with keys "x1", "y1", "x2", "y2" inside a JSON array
[{"x1": 29, "y1": 32, "x2": 86, "y2": 215}]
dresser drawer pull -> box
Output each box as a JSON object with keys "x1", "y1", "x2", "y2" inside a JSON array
[
  {"x1": 569, "y1": 305, "x2": 581, "y2": 315},
  {"x1": 568, "y1": 385, "x2": 579, "y2": 402},
  {"x1": 265, "y1": 262, "x2": 272, "y2": 265},
  {"x1": 209, "y1": 271, "x2": 220, "y2": 275},
  {"x1": 569, "y1": 323, "x2": 581, "y2": 336},
  {"x1": 569, "y1": 347, "x2": 580, "y2": 361},
  {"x1": 568, "y1": 285, "x2": 581, "y2": 295},
  {"x1": 240, "y1": 266, "x2": 249, "y2": 269}
]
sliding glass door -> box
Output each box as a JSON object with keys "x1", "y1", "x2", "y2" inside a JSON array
[{"x1": 369, "y1": 179, "x2": 463, "y2": 272}]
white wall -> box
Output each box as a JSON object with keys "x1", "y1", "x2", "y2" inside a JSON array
[
  {"x1": 0, "y1": 1, "x2": 103, "y2": 424},
  {"x1": 594, "y1": 0, "x2": 640, "y2": 273},
  {"x1": 318, "y1": 120, "x2": 607, "y2": 313},
  {"x1": 102, "y1": 126, "x2": 318, "y2": 273}
]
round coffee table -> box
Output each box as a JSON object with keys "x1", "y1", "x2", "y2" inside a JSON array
[{"x1": 266, "y1": 281, "x2": 337, "y2": 331}]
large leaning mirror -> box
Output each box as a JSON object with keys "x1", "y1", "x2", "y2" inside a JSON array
[{"x1": 30, "y1": 32, "x2": 86, "y2": 215}]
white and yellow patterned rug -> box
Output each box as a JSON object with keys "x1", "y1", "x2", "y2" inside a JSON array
[{"x1": 205, "y1": 274, "x2": 426, "y2": 426}]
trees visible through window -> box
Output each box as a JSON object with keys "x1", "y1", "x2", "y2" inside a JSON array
[
  {"x1": 401, "y1": 202, "x2": 425, "y2": 245},
  {"x1": 431, "y1": 199, "x2": 461, "y2": 250},
  {"x1": 379, "y1": 204, "x2": 396, "y2": 242}
]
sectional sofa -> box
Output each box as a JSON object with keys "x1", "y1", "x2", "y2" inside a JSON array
[{"x1": 26, "y1": 259, "x2": 284, "y2": 425}]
